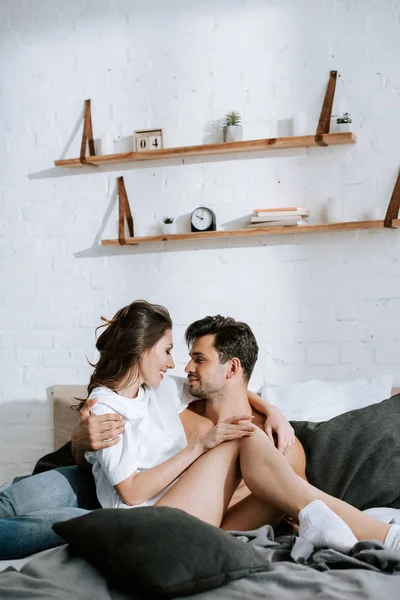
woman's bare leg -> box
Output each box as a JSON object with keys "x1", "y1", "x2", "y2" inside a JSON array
[
  {"x1": 155, "y1": 439, "x2": 241, "y2": 527},
  {"x1": 238, "y1": 428, "x2": 390, "y2": 543},
  {"x1": 221, "y1": 437, "x2": 307, "y2": 531}
]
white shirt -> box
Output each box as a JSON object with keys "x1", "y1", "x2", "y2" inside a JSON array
[{"x1": 85, "y1": 375, "x2": 194, "y2": 509}]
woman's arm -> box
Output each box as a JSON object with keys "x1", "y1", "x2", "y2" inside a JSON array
[
  {"x1": 115, "y1": 442, "x2": 204, "y2": 506},
  {"x1": 247, "y1": 391, "x2": 295, "y2": 455},
  {"x1": 115, "y1": 415, "x2": 256, "y2": 506},
  {"x1": 247, "y1": 390, "x2": 276, "y2": 416}
]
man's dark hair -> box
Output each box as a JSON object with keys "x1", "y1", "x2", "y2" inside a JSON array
[{"x1": 185, "y1": 315, "x2": 259, "y2": 383}]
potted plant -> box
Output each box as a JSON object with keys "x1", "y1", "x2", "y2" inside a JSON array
[
  {"x1": 223, "y1": 111, "x2": 243, "y2": 142},
  {"x1": 336, "y1": 112, "x2": 352, "y2": 133},
  {"x1": 161, "y1": 216, "x2": 175, "y2": 234}
]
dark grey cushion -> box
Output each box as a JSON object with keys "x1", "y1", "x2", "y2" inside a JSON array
[
  {"x1": 292, "y1": 393, "x2": 400, "y2": 510},
  {"x1": 53, "y1": 506, "x2": 268, "y2": 598}
]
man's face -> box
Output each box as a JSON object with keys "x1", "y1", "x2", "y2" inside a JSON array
[{"x1": 184, "y1": 334, "x2": 229, "y2": 398}]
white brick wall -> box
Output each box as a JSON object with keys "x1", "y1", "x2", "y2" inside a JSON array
[{"x1": 1, "y1": 0, "x2": 400, "y2": 484}]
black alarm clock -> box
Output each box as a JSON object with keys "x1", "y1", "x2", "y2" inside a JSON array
[{"x1": 190, "y1": 206, "x2": 217, "y2": 232}]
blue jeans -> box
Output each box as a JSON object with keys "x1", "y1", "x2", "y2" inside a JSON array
[{"x1": 0, "y1": 466, "x2": 99, "y2": 559}]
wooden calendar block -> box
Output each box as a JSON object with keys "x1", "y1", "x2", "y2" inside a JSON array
[
  {"x1": 149, "y1": 134, "x2": 162, "y2": 150},
  {"x1": 134, "y1": 129, "x2": 163, "y2": 152}
]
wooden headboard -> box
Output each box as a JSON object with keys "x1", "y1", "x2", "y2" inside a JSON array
[
  {"x1": 53, "y1": 385, "x2": 84, "y2": 450},
  {"x1": 53, "y1": 385, "x2": 400, "y2": 451}
]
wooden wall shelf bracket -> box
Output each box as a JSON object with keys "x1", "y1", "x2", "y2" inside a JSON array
[
  {"x1": 384, "y1": 170, "x2": 400, "y2": 228},
  {"x1": 117, "y1": 176, "x2": 134, "y2": 244},
  {"x1": 79, "y1": 99, "x2": 97, "y2": 166},
  {"x1": 315, "y1": 70, "x2": 338, "y2": 146}
]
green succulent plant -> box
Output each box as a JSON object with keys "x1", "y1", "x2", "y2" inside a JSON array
[
  {"x1": 162, "y1": 216, "x2": 174, "y2": 224},
  {"x1": 224, "y1": 111, "x2": 242, "y2": 126},
  {"x1": 336, "y1": 112, "x2": 352, "y2": 124}
]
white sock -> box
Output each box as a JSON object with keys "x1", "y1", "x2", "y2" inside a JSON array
[
  {"x1": 298, "y1": 500, "x2": 358, "y2": 553},
  {"x1": 384, "y1": 525, "x2": 400, "y2": 551}
]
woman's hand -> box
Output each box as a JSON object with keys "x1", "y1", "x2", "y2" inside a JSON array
[
  {"x1": 264, "y1": 406, "x2": 295, "y2": 456},
  {"x1": 199, "y1": 415, "x2": 256, "y2": 452},
  {"x1": 71, "y1": 398, "x2": 125, "y2": 451}
]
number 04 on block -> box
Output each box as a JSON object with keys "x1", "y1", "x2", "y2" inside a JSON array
[{"x1": 134, "y1": 129, "x2": 163, "y2": 152}]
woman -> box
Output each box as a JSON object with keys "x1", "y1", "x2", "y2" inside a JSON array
[{"x1": 1, "y1": 300, "x2": 400, "y2": 559}]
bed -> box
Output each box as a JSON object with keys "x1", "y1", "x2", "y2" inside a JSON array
[{"x1": 1, "y1": 384, "x2": 400, "y2": 599}]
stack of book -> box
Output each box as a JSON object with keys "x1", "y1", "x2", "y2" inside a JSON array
[{"x1": 247, "y1": 207, "x2": 310, "y2": 228}]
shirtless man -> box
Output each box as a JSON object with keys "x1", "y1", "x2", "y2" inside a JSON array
[{"x1": 71, "y1": 319, "x2": 300, "y2": 521}]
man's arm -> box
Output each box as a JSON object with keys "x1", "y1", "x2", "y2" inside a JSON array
[
  {"x1": 247, "y1": 390, "x2": 295, "y2": 455},
  {"x1": 72, "y1": 386, "x2": 205, "y2": 466},
  {"x1": 71, "y1": 398, "x2": 125, "y2": 467}
]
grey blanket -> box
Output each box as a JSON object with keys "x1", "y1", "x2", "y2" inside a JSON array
[{"x1": 1, "y1": 528, "x2": 400, "y2": 600}]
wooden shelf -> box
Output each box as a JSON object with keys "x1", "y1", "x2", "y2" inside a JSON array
[
  {"x1": 55, "y1": 133, "x2": 356, "y2": 168},
  {"x1": 101, "y1": 219, "x2": 399, "y2": 246}
]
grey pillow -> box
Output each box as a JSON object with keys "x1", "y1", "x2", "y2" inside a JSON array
[
  {"x1": 292, "y1": 393, "x2": 400, "y2": 510},
  {"x1": 53, "y1": 506, "x2": 268, "y2": 598}
]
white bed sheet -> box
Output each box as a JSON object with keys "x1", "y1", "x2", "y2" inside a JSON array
[
  {"x1": 363, "y1": 507, "x2": 400, "y2": 524},
  {"x1": 0, "y1": 548, "x2": 56, "y2": 572}
]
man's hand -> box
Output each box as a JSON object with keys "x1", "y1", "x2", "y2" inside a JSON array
[
  {"x1": 71, "y1": 398, "x2": 125, "y2": 452},
  {"x1": 264, "y1": 406, "x2": 295, "y2": 456}
]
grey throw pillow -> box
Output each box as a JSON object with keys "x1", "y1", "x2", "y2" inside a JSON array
[
  {"x1": 292, "y1": 393, "x2": 400, "y2": 510},
  {"x1": 53, "y1": 506, "x2": 268, "y2": 598}
]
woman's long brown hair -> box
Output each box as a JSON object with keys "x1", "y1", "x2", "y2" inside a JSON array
[{"x1": 73, "y1": 300, "x2": 172, "y2": 411}]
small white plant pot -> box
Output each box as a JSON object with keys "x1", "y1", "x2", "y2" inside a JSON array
[
  {"x1": 330, "y1": 117, "x2": 339, "y2": 133},
  {"x1": 161, "y1": 223, "x2": 175, "y2": 234},
  {"x1": 337, "y1": 122, "x2": 352, "y2": 133},
  {"x1": 100, "y1": 132, "x2": 115, "y2": 155},
  {"x1": 223, "y1": 125, "x2": 243, "y2": 143}
]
